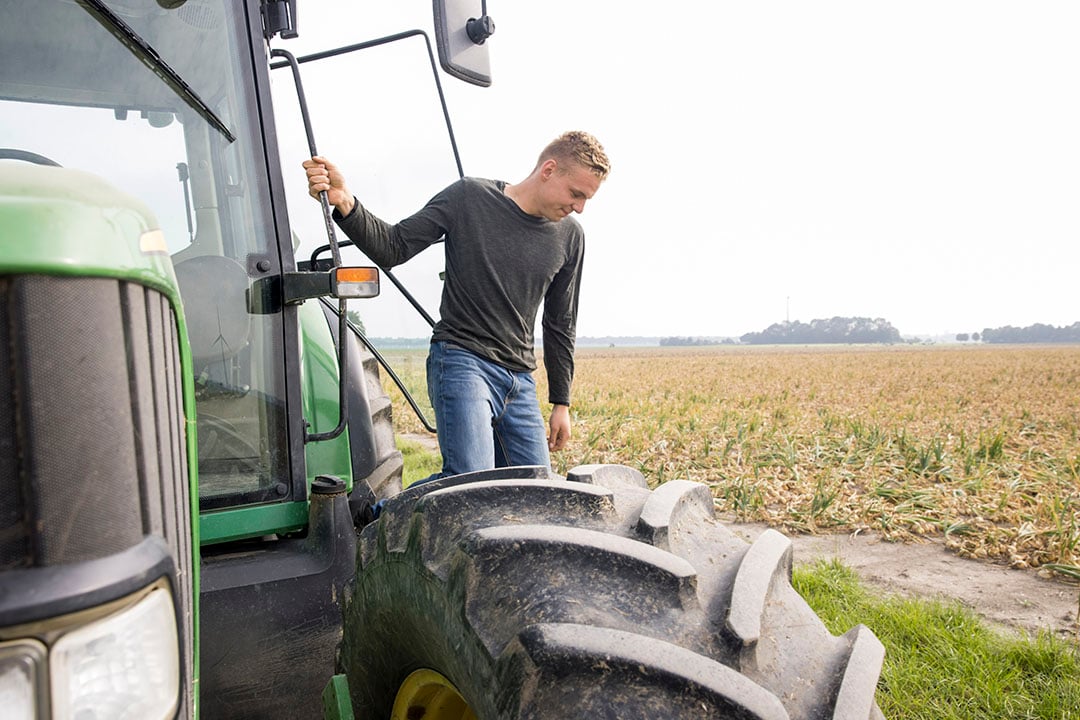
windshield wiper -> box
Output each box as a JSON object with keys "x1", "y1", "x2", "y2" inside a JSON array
[{"x1": 77, "y1": 0, "x2": 236, "y2": 143}]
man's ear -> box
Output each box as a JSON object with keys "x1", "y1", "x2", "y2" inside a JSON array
[{"x1": 539, "y1": 158, "x2": 558, "y2": 180}]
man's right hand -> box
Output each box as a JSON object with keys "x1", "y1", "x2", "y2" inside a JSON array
[{"x1": 303, "y1": 156, "x2": 355, "y2": 216}]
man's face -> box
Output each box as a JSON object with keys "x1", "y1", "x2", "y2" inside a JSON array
[{"x1": 538, "y1": 160, "x2": 602, "y2": 222}]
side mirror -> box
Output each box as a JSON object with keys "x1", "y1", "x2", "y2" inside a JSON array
[{"x1": 433, "y1": 0, "x2": 493, "y2": 87}]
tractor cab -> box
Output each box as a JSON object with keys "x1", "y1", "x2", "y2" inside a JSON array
[{"x1": 0, "y1": 1, "x2": 486, "y2": 716}]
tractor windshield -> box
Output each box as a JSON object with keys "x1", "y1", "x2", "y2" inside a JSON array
[{"x1": 0, "y1": 0, "x2": 293, "y2": 510}]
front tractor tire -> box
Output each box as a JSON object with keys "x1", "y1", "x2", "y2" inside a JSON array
[{"x1": 341, "y1": 465, "x2": 885, "y2": 720}]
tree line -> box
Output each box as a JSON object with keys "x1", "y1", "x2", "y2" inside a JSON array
[
  {"x1": 979, "y1": 322, "x2": 1080, "y2": 344},
  {"x1": 740, "y1": 317, "x2": 902, "y2": 345}
]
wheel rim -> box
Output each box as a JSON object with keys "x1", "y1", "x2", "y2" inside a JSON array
[{"x1": 391, "y1": 669, "x2": 476, "y2": 720}]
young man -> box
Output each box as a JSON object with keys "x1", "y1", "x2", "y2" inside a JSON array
[{"x1": 304, "y1": 131, "x2": 610, "y2": 479}]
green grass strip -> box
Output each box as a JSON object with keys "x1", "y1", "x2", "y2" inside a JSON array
[{"x1": 793, "y1": 559, "x2": 1080, "y2": 719}]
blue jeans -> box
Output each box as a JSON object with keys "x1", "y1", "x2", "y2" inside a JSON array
[{"x1": 423, "y1": 340, "x2": 550, "y2": 481}]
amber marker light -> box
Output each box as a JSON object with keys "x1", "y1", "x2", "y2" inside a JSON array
[{"x1": 333, "y1": 266, "x2": 380, "y2": 299}]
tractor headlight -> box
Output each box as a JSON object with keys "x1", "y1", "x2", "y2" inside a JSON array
[
  {"x1": 50, "y1": 588, "x2": 180, "y2": 720},
  {"x1": 0, "y1": 639, "x2": 47, "y2": 720}
]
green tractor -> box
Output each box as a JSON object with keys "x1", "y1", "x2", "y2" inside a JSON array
[{"x1": 0, "y1": 1, "x2": 886, "y2": 718}]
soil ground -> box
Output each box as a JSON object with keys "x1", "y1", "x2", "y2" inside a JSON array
[
  {"x1": 401, "y1": 435, "x2": 1079, "y2": 640},
  {"x1": 726, "y1": 519, "x2": 1080, "y2": 640}
]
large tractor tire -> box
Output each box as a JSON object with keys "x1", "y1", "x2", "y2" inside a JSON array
[{"x1": 340, "y1": 465, "x2": 885, "y2": 719}]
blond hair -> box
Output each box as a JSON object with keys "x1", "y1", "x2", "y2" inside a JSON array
[{"x1": 539, "y1": 131, "x2": 610, "y2": 181}]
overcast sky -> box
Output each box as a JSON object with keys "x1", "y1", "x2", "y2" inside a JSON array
[{"x1": 274, "y1": 1, "x2": 1080, "y2": 340}]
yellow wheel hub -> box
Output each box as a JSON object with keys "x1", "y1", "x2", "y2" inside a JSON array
[{"x1": 391, "y1": 669, "x2": 477, "y2": 720}]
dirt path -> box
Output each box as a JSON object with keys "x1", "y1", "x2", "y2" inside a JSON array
[{"x1": 727, "y1": 521, "x2": 1079, "y2": 639}]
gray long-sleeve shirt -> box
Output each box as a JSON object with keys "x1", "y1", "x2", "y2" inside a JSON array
[{"x1": 334, "y1": 177, "x2": 584, "y2": 406}]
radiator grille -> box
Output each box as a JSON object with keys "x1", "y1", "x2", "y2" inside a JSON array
[{"x1": 0, "y1": 275, "x2": 191, "y2": 580}]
